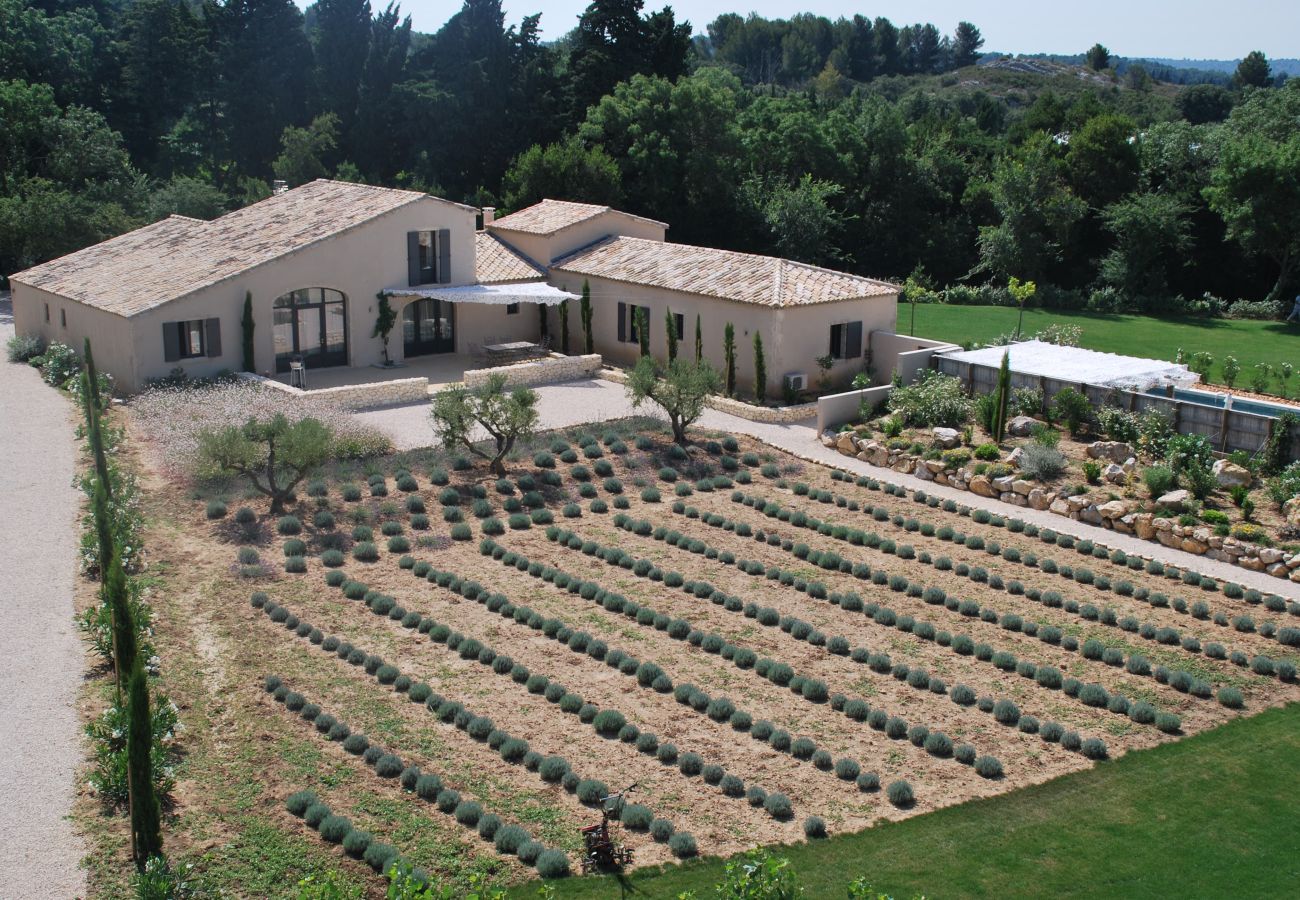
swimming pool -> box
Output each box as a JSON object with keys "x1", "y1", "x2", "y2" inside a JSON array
[{"x1": 1146, "y1": 387, "x2": 1300, "y2": 418}]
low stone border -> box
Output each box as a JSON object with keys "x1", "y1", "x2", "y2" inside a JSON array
[
  {"x1": 464, "y1": 353, "x2": 602, "y2": 390},
  {"x1": 824, "y1": 430, "x2": 1300, "y2": 584},
  {"x1": 236, "y1": 372, "x2": 429, "y2": 410}
]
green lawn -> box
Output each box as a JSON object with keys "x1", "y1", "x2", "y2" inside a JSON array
[
  {"x1": 904, "y1": 305, "x2": 1300, "y2": 393},
  {"x1": 513, "y1": 703, "x2": 1300, "y2": 899}
]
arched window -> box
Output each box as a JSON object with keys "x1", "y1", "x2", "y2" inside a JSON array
[{"x1": 273, "y1": 288, "x2": 348, "y2": 372}]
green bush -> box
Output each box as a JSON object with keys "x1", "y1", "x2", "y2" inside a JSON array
[
  {"x1": 974, "y1": 755, "x2": 1004, "y2": 778},
  {"x1": 886, "y1": 780, "x2": 914, "y2": 807},
  {"x1": 535, "y1": 847, "x2": 571, "y2": 877},
  {"x1": 804, "y1": 816, "x2": 828, "y2": 839},
  {"x1": 887, "y1": 371, "x2": 972, "y2": 428},
  {"x1": 286, "y1": 789, "x2": 318, "y2": 817},
  {"x1": 764, "y1": 792, "x2": 793, "y2": 819}
]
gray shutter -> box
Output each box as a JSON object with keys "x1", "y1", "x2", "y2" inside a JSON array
[
  {"x1": 617, "y1": 302, "x2": 626, "y2": 343},
  {"x1": 437, "y1": 228, "x2": 451, "y2": 283},
  {"x1": 845, "y1": 321, "x2": 863, "y2": 358},
  {"x1": 163, "y1": 322, "x2": 180, "y2": 362},
  {"x1": 407, "y1": 231, "x2": 420, "y2": 286},
  {"x1": 205, "y1": 317, "x2": 222, "y2": 358}
]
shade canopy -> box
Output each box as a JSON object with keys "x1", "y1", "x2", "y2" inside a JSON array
[
  {"x1": 940, "y1": 340, "x2": 1198, "y2": 390},
  {"x1": 383, "y1": 282, "x2": 578, "y2": 306}
]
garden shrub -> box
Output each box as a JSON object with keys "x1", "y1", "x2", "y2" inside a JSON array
[
  {"x1": 974, "y1": 756, "x2": 1004, "y2": 778},
  {"x1": 886, "y1": 780, "x2": 914, "y2": 807}
]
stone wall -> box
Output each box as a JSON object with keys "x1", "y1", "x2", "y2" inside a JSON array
[
  {"x1": 824, "y1": 429, "x2": 1300, "y2": 583},
  {"x1": 237, "y1": 372, "x2": 429, "y2": 410},
  {"x1": 705, "y1": 394, "x2": 818, "y2": 423},
  {"x1": 463, "y1": 353, "x2": 602, "y2": 389}
]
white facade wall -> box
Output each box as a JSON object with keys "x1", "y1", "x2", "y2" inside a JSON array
[{"x1": 545, "y1": 272, "x2": 897, "y2": 397}]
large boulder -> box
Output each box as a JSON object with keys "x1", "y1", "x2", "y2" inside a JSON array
[
  {"x1": 1156, "y1": 489, "x2": 1191, "y2": 511},
  {"x1": 836, "y1": 432, "x2": 857, "y2": 454},
  {"x1": 1007, "y1": 416, "x2": 1038, "y2": 437},
  {"x1": 1086, "y1": 441, "x2": 1134, "y2": 464},
  {"x1": 1098, "y1": 500, "x2": 1128, "y2": 519},
  {"x1": 1212, "y1": 459, "x2": 1252, "y2": 488},
  {"x1": 1285, "y1": 497, "x2": 1300, "y2": 528},
  {"x1": 1103, "y1": 463, "x2": 1126, "y2": 485},
  {"x1": 932, "y1": 427, "x2": 961, "y2": 449},
  {"x1": 969, "y1": 475, "x2": 996, "y2": 498}
]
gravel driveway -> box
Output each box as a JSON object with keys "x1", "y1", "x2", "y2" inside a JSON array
[{"x1": 0, "y1": 295, "x2": 87, "y2": 898}]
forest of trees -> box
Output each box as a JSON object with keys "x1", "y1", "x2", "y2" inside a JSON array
[{"x1": 2, "y1": 0, "x2": 1298, "y2": 310}]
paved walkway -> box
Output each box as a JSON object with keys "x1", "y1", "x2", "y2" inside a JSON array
[
  {"x1": 358, "y1": 378, "x2": 1298, "y2": 601},
  {"x1": 0, "y1": 296, "x2": 87, "y2": 898}
]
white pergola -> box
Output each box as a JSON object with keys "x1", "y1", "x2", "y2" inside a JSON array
[{"x1": 382, "y1": 282, "x2": 578, "y2": 306}]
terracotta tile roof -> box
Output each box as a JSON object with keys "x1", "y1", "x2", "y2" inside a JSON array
[
  {"x1": 488, "y1": 199, "x2": 668, "y2": 236},
  {"x1": 475, "y1": 232, "x2": 546, "y2": 284},
  {"x1": 552, "y1": 236, "x2": 898, "y2": 308},
  {"x1": 10, "y1": 180, "x2": 457, "y2": 317}
]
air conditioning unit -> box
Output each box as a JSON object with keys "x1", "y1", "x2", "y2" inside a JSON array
[{"x1": 783, "y1": 372, "x2": 807, "y2": 392}]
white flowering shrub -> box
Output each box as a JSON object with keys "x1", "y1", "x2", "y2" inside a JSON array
[{"x1": 133, "y1": 381, "x2": 391, "y2": 478}]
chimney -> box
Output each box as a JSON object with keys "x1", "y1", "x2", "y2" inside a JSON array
[
  {"x1": 272, "y1": 179, "x2": 288, "y2": 195},
  {"x1": 482, "y1": 206, "x2": 495, "y2": 227}
]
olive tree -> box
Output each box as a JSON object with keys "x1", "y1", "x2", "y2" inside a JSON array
[
  {"x1": 198, "y1": 414, "x2": 333, "y2": 513},
  {"x1": 626, "y1": 356, "x2": 721, "y2": 446},
  {"x1": 430, "y1": 374, "x2": 538, "y2": 475}
]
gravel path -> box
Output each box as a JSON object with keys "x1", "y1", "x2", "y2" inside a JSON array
[
  {"x1": 357, "y1": 377, "x2": 1297, "y2": 600},
  {"x1": 0, "y1": 295, "x2": 88, "y2": 899}
]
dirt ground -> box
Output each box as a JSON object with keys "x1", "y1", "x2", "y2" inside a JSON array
[{"x1": 78, "y1": 421, "x2": 1300, "y2": 897}]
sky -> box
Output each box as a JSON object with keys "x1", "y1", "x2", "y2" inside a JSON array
[{"x1": 331, "y1": 0, "x2": 1299, "y2": 58}]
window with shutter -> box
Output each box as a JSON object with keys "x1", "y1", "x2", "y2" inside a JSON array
[
  {"x1": 407, "y1": 231, "x2": 421, "y2": 286},
  {"x1": 205, "y1": 318, "x2": 222, "y2": 358},
  {"x1": 829, "y1": 323, "x2": 845, "y2": 359},
  {"x1": 674, "y1": 313, "x2": 684, "y2": 340},
  {"x1": 617, "y1": 302, "x2": 626, "y2": 343},
  {"x1": 844, "y1": 321, "x2": 863, "y2": 359},
  {"x1": 163, "y1": 322, "x2": 181, "y2": 362},
  {"x1": 437, "y1": 228, "x2": 451, "y2": 283}
]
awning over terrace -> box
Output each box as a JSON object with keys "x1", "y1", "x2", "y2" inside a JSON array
[
  {"x1": 382, "y1": 282, "x2": 578, "y2": 306},
  {"x1": 939, "y1": 340, "x2": 1198, "y2": 390}
]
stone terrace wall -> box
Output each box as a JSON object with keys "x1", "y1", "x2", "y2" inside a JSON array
[
  {"x1": 463, "y1": 353, "x2": 602, "y2": 390},
  {"x1": 237, "y1": 372, "x2": 429, "y2": 410}
]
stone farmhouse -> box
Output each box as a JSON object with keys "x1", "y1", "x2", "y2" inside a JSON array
[{"x1": 10, "y1": 179, "x2": 901, "y2": 394}]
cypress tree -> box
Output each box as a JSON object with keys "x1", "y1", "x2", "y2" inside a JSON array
[
  {"x1": 694, "y1": 315, "x2": 702, "y2": 362},
  {"x1": 580, "y1": 281, "x2": 593, "y2": 354},
  {"x1": 105, "y1": 544, "x2": 137, "y2": 697},
  {"x1": 558, "y1": 299, "x2": 570, "y2": 354},
  {"x1": 665, "y1": 308, "x2": 678, "y2": 361},
  {"x1": 753, "y1": 332, "x2": 767, "y2": 404},
  {"x1": 636, "y1": 307, "x2": 649, "y2": 357},
  {"x1": 992, "y1": 350, "x2": 1011, "y2": 442},
  {"x1": 723, "y1": 323, "x2": 736, "y2": 397},
  {"x1": 241, "y1": 292, "x2": 255, "y2": 372},
  {"x1": 83, "y1": 338, "x2": 103, "y2": 412},
  {"x1": 127, "y1": 654, "x2": 162, "y2": 868}
]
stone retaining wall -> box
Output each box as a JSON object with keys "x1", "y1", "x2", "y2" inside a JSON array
[
  {"x1": 824, "y1": 429, "x2": 1300, "y2": 583},
  {"x1": 706, "y1": 394, "x2": 818, "y2": 423},
  {"x1": 464, "y1": 353, "x2": 602, "y2": 390},
  {"x1": 237, "y1": 372, "x2": 429, "y2": 410}
]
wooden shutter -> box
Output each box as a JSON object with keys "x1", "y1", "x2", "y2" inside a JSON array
[
  {"x1": 205, "y1": 318, "x2": 222, "y2": 358},
  {"x1": 437, "y1": 229, "x2": 451, "y2": 283},
  {"x1": 162, "y1": 322, "x2": 180, "y2": 362},
  {"x1": 845, "y1": 321, "x2": 863, "y2": 359},
  {"x1": 407, "y1": 231, "x2": 420, "y2": 286},
  {"x1": 617, "y1": 302, "x2": 626, "y2": 343}
]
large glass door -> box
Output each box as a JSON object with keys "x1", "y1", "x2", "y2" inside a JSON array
[
  {"x1": 274, "y1": 288, "x2": 349, "y2": 372},
  {"x1": 402, "y1": 298, "x2": 455, "y2": 356}
]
